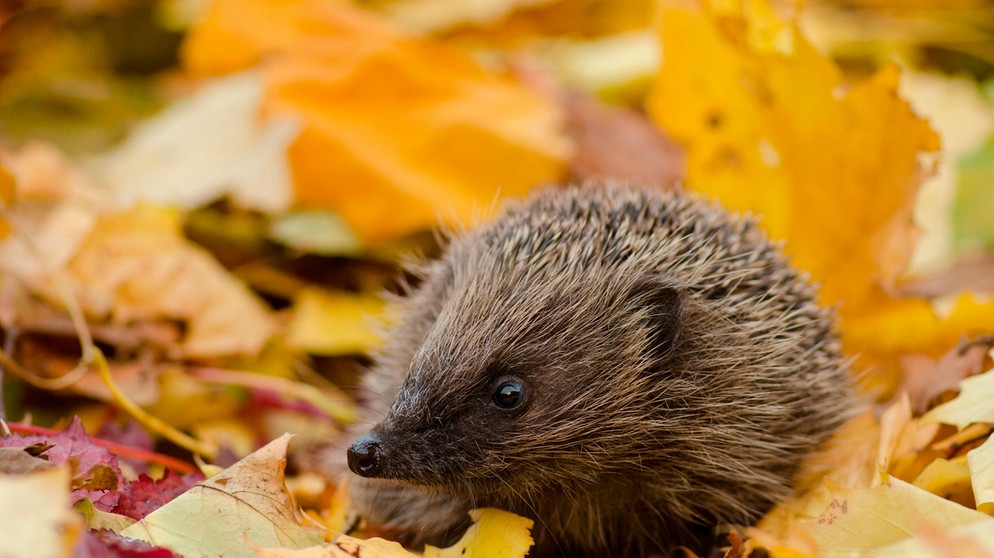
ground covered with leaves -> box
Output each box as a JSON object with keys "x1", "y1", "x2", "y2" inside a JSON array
[{"x1": 3, "y1": 0, "x2": 994, "y2": 556}]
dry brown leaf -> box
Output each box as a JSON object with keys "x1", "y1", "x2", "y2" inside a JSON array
[
  {"x1": 899, "y1": 337, "x2": 993, "y2": 414},
  {"x1": 562, "y1": 91, "x2": 684, "y2": 186},
  {"x1": 0, "y1": 144, "x2": 278, "y2": 358}
]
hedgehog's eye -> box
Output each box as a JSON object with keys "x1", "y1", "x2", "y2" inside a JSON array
[{"x1": 492, "y1": 380, "x2": 525, "y2": 410}]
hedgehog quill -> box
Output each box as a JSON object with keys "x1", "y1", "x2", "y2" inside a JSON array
[{"x1": 336, "y1": 184, "x2": 856, "y2": 557}]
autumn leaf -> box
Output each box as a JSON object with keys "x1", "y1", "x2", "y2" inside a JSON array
[
  {"x1": 910, "y1": 458, "x2": 974, "y2": 509},
  {"x1": 88, "y1": 70, "x2": 298, "y2": 214},
  {"x1": 250, "y1": 508, "x2": 534, "y2": 558},
  {"x1": 183, "y1": 0, "x2": 571, "y2": 242},
  {"x1": 0, "y1": 466, "x2": 84, "y2": 558},
  {"x1": 283, "y1": 288, "x2": 385, "y2": 356},
  {"x1": 252, "y1": 535, "x2": 419, "y2": 558},
  {"x1": 424, "y1": 508, "x2": 534, "y2": 558},
  {"x1": 67, "y1": 203, "x2": 278, "y2": 357},
  {"x1": 802, "y1": 476, "x2": 993, "y2": 554},
  {"x1": 0, "y1": 144, "x2": 278, "y2": 358},
  {"x1": 643, "y1": 0, "x2": 994, "y2": 394},
  {"x1": 966, "y1": 436, "x2": 994, "y2": 514},
  {"x1": 867, "y1": 519, "x2": 994, "y2": 558},
  {"x1": 0, "y1": 416, "x2": 123, "y2": 510},
  {"x1": 921, "y1": 366, "x2": 994, "y2": 430},
  {"x1": 121, "y1": 434, "x2": 327, "y2": 556},
  {"x1": 114, "y1": 471, "x2": 206, "y2": 520}
]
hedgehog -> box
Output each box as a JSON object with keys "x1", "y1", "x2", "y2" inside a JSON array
[{"x1": 338, "y1": 183, "x2": 856, "y2": 557}]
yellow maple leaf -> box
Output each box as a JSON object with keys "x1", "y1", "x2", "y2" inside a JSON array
[
  {"x1": 183, "y1": 0, "x2": 570, "y2": 242},
  {"x1": 645, "y1": 0, "x2": 994, "y2": 392}
]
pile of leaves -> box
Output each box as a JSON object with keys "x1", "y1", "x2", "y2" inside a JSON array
[{"x1": 3, "y1": 0, "x2": 994, "y2": 556}]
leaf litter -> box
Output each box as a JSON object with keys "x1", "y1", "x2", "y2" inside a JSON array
[{"x1": 4, "y1": 0, "x2": 994, "y2": 557}]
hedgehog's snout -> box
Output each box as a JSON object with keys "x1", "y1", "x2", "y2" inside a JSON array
[{"x1": 348, "y1": 432, "x2": 385, "y2": 477}]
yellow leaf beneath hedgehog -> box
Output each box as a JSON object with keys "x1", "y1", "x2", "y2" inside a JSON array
[
  {"x1": 251, "y1": 508, "x2": 533, "y2": 558},
  {"x1": 252, "y1": 535, "x2": 418, "y2": 558},
  {"x1": 183, "y1": 0, "x2": 570, "y2": 242},
  {"x1": 423, "y1": 508, "x2": 534, "y2": 558}
]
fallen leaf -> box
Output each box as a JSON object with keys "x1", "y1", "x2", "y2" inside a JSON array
[
  {"x1": 0, "y1": 466, "x2": 84, "y2": 558},
  {"x1": 899, "y1": 337, "x2": 993, "y2": 414},
  {"x1": 114, "y1": 470, "x2": 206, "y2": 520},
  {"x1": 77, "y1": 529, "x2": 182, "y2": 558},
  {"x1": 75, "y1": 498, "x2": 136, "y2": 532},
  {"x1": 253, "y1": 535, "x2": 419, "y2": 557},
  {"x1": 66, "y1": 203, "x2": 278, "y2": 357},
  {"x1": 183, "y1": 0, "x2": 571, "y2": 241},
  {"x1": 910, "y1": 457, "x2": 974, "y2": 509},
  {"x1": 387, "y1": 0, "x2": 656, "y2": 44},
  {"x1": 0, "y1": 447, "x2": 55, "y2": 474},
  {"x1": 562, "y1": 90, "x2": 684, "y2": 186},
  {"x1": 803, "y1": 475, "x2": 990, "y2": 555},
  {"x1": 423, "y1": 508, "x2": 534, "y2": 558},
  {"x1": 251, "y1": 507, "x2": 534, "y2": 558},
  {"x1": 0, "y1": 145, "x2": 279, "y2": 358},
  {"x1": 88, "y1": 71, "x2": 299, "y2": 214},
  {"x1": 283, "y1": 288, "x2": 385, "y2": 356},
  {"x1": 269, "y1": 210, "x2": 361, "y2": 257},
  {"x1": 967, "y1": 434, "x2": 994, "y2": 514},
  {"x1": 921, "y1": 366, "x2": 994, "y2": 430},
  {"x1": 121, "y1": 434, "x2": 327, "y2": 556},
  {"x1": 868, "y1": 517, "x2": 994, "y2": 558},
  {"x1": 646, "y1": 0, "x2": 948, "y2": 393},
  {"x1": 899, "y1": 71, "x2": 994, "y2": 276},
  {"x1": 901, "y1": 253, "x2": 994, "y2": 298},
  {"x1": 0, "y1": 416, "x2": 123, "y2": 510},
  {"x1": 370, "y1": 0, "x2": 556, "y2": 35},
  {"x1": 142, "y1": 370, "x2": 246, "y2": 432}
]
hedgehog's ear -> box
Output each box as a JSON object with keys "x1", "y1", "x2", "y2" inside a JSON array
[{"x1": 628, "y1": 277, "x2": 683, "y2": 359}]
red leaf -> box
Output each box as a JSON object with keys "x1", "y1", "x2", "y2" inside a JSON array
[
  {"x1": 114, "y1": 470, "x2": 205, "y2": 520},
  {"x1": 0, "y1": 417, "x2": 123, "y2": 510}
]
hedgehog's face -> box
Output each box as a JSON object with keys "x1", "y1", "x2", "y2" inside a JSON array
[{"x1": 347, "y1": 260, "x2": 685, "y2": 497}]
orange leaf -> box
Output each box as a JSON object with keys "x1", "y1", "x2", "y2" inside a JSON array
[{"x1": 183, "y1": 0, "x2": 571, "y2": 241}]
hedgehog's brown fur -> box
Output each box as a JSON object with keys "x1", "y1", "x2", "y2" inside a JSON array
[{"x1": 336, "y1": 184, "x2": 856, "y2": 557}]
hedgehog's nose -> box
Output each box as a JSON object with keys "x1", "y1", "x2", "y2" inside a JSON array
[{"x1": 348, "y1": 433, "x2": 385, "y2": 477}]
